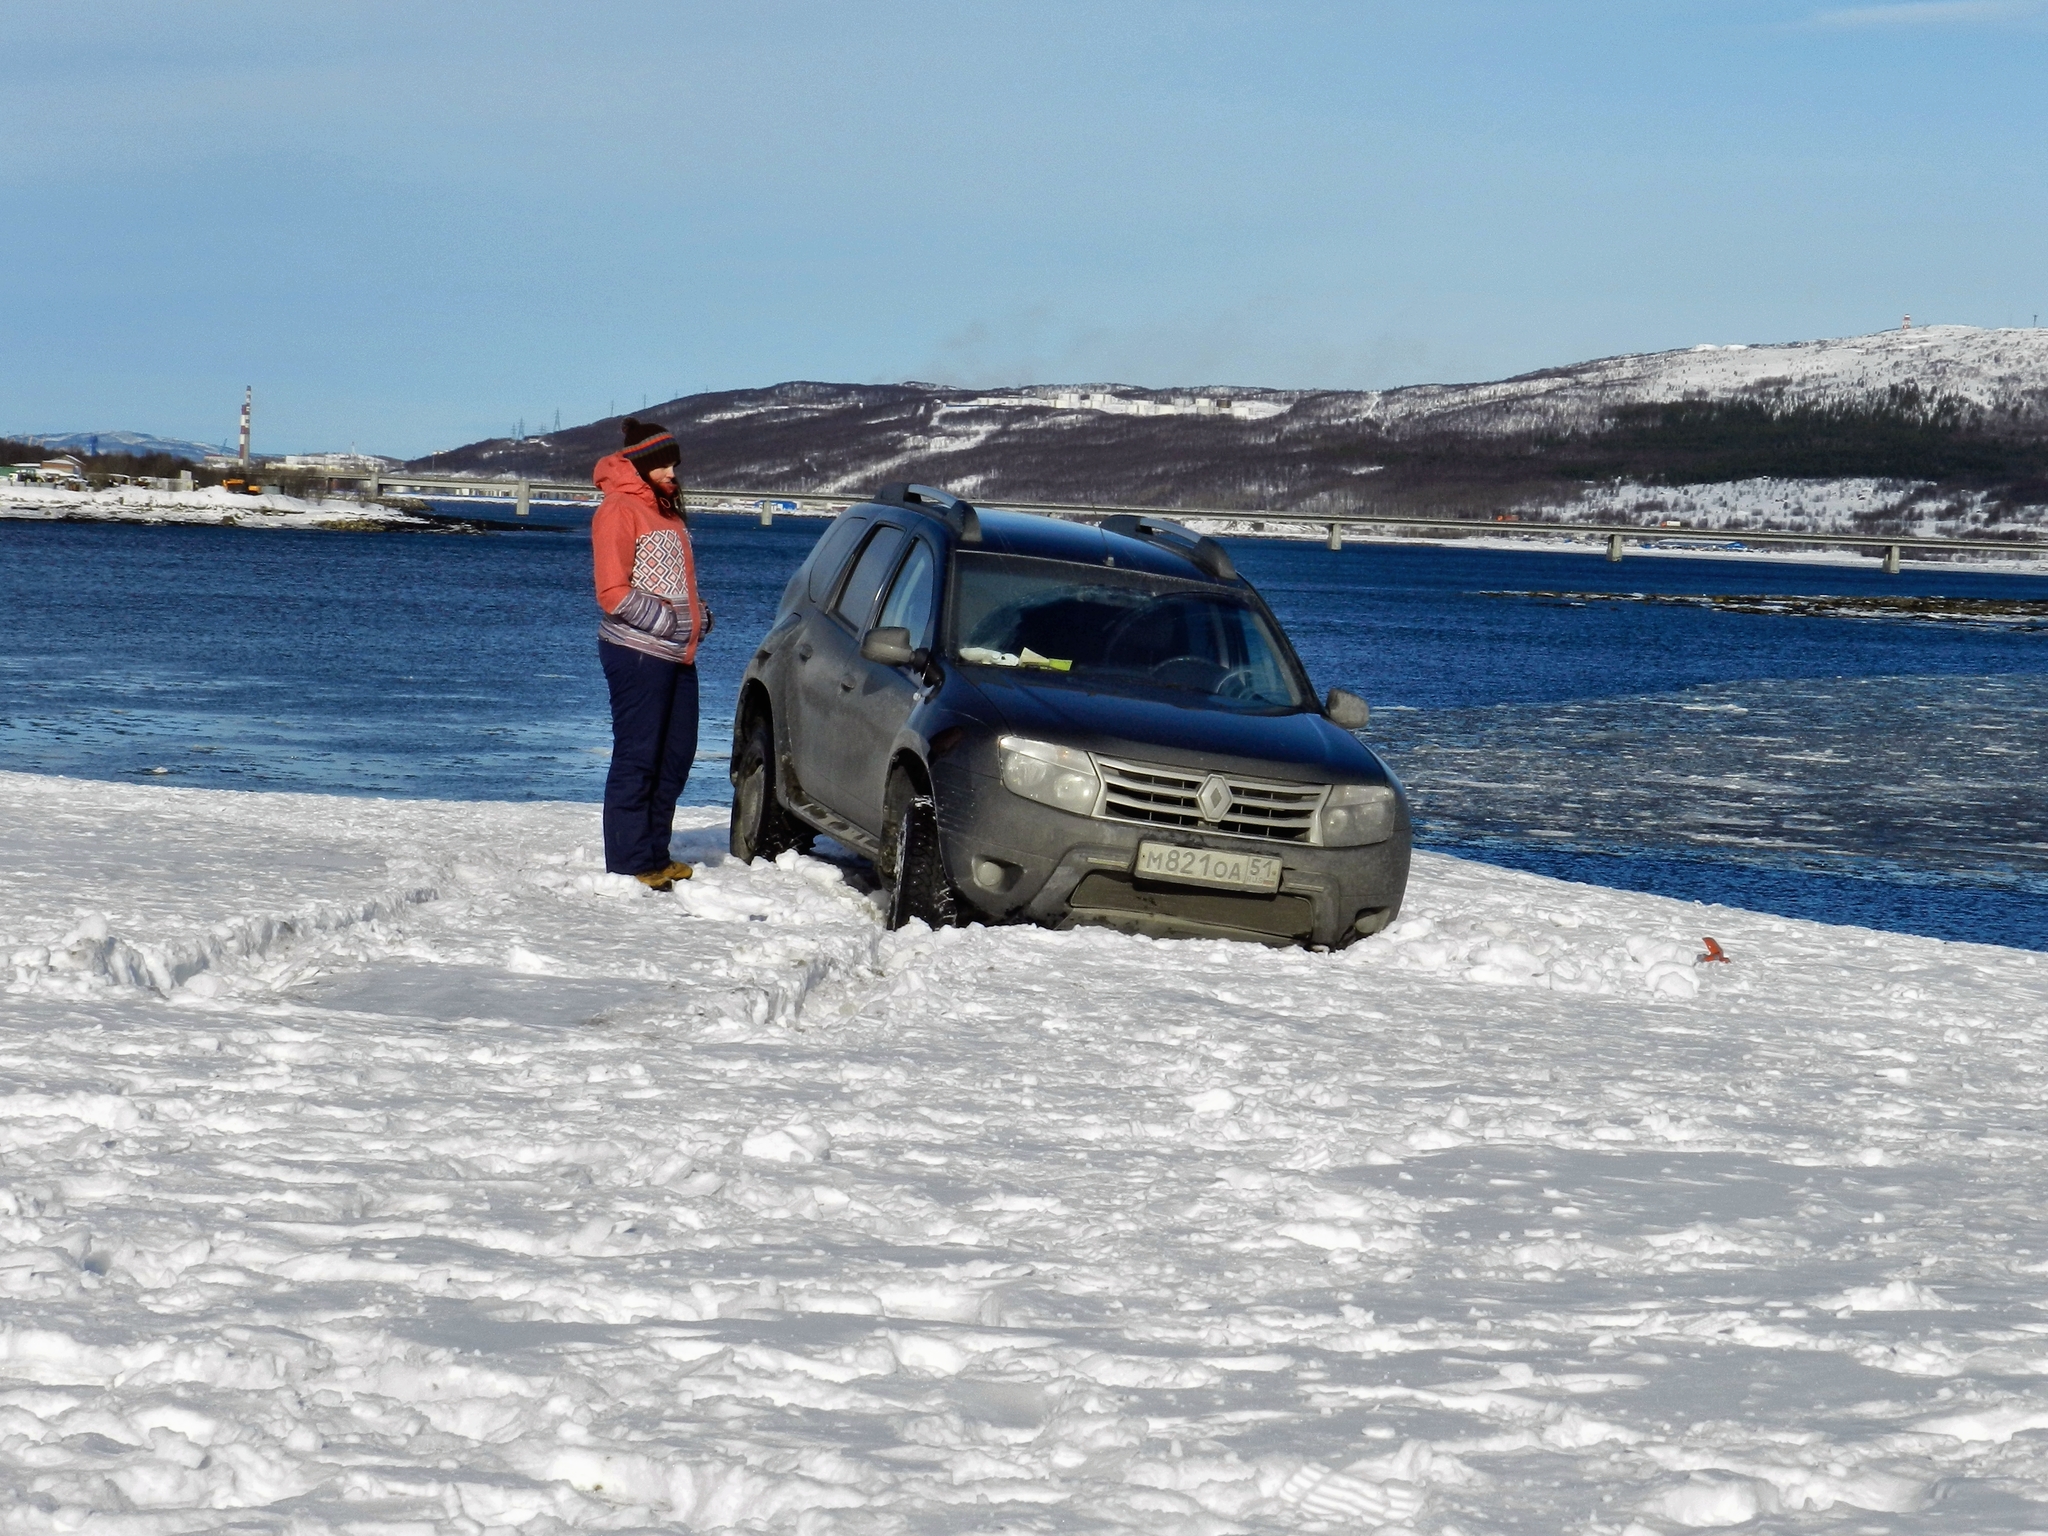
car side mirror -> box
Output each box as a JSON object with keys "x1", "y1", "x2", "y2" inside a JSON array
[
  {"x1": 861, "y1": 626, "x2": 915, "y2": 666},
  {"x1": 1325, "y1": 688, "x2": 1370, "y2": 730}
]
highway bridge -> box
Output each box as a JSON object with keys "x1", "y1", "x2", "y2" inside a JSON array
[{"x1": 317, "y1": 470, "x2": 2046, "y2": 573}]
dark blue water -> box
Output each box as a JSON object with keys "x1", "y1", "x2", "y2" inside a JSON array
[{"x1": 1, "y1": 517, "x2": 2042, "y2": 949}]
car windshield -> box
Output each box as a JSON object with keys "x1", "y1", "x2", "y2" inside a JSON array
[{"x1": 948, "y1": 552, "x2": 1311, "y2": 710}]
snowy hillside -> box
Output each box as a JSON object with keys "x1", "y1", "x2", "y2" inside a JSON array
[
  {"x1": 7, "y1": 429, "x2": 221, "y2": 463},
  {"x1": 421, "y1": 327, "x2": 2048, "y2": 530},
  {"x1": 5, "y1": 771, "x2": 2048, "y2": 1530},
  {"x1": 1341, "y1": 324, "x2": 2048, "y2": 437}
]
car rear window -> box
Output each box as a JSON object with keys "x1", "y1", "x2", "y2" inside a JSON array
[
  {"x1": 832, "y1": 526, "x2": 910, "y2": 629},
  {"x1": 805, "y1": 516, "x2": 872, "y2": 604}
]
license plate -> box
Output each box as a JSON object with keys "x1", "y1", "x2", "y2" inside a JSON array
[{"x1": 1134, "y1": 841, "x2": 1283, "y2": 892}]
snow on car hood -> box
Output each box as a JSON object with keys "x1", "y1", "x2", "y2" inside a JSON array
[{"x1": 960, "y1": 670, "x2": 1392, "y2": 782}]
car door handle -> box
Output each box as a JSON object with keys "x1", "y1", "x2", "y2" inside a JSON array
[{"x1": 796, "y1": 642, "x2": 814, "y2": 663}]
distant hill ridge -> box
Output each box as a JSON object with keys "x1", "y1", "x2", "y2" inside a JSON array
[
  {"x1": 7, "y1": 430, "x2": 221, "y2": 463},
  {"x1": 409, "y1": 327, "x2": 2048, "y2": 520}
]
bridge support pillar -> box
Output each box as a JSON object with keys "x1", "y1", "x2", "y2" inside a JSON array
[
  {"x1": 515, "y1": 479, "x2": 531, "y2": 518},
  {"x1": 760, "y1": 501, "x2": 773, "y2": 528},
  {"x1": 1607, "y1": 532, "x2": 1624, "y2": 562},
  {"x1": 1327, "y1": 522, "x2": 1342, "y2": 551},
  {"x1": 1884, "y1": 543, "x2": 1900, "y2": 574},
  {"x1": 365, "y1": 474, "x2": 380, "y2": 501}
]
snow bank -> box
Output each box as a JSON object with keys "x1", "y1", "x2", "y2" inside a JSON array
[
  {"x1": 0, "y1": 482, "x2": 427, "y2": 529},
  {"x1": 2, "y1": 769, "x2": 2047, "y2": 1531}
]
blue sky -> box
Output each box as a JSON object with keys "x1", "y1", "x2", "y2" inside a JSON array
[{"x1": 3, "y1": 1, "x2": 2044, "y2": 457}]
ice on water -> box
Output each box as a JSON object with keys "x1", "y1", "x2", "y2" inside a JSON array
[
  {"x1": 5, "y1": 769, "x2": 2048, "y2": 1531},
  {"x1": 1378, "y1": 672, "x2": 2048, "y2": 946}
]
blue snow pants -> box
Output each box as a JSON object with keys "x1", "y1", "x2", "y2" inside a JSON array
[{"x1": 599, "y1": 638, "x2": 699, "y2": 876}]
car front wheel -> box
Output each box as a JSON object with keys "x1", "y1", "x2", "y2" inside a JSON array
[
  {"x1": 887, "y1": 794, "x2": 959, "y2": 930},
  {"x1": 729, "y1": 714, "x2": 814, "y2": 862}
]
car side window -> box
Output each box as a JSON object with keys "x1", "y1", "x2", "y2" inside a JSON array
[
  {"x1": 805, "y1": 516, "x2": 872, "y2": 605},
  {"x1": 831, "y1": 526, "x2": 910, "y2": 630},
  {"x1": 875, "y1": 540, "x2": 937, "y2": 650}
]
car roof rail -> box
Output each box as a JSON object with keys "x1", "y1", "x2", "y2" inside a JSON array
[
  {"x1": 1098, "y1": 513, "x2": 1238, "y2": 581},
  {"x1": 877, "y1": 482, "x2": 982, "y2": 544}
]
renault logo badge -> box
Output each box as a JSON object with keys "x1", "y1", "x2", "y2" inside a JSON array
[{"x1": 1196, "y1": 774, "x2": 1233, "y2": 823}]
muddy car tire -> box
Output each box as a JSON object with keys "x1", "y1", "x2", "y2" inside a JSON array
[
  {"x1": 729, "y1": 714, "x2": 814, "y2": 862},
  {"x1": 888, "y1": 795, "x2": 958, "y2": 930}
]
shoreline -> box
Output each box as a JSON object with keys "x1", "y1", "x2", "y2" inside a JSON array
[
  {"x1": 0, "y1": 483, "x2": 439, "y2": 531},
  {"x1": 0, "y1": 764, "x2": 2038, "y2": 959},
  {"x1": 9, "y1": 485, "x2": 2048, "y2": 574}
]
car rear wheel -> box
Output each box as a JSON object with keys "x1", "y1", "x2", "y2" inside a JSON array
[
  {"x1": 729, "y1": 714, "x2": 814, "y2": 862},
  {"x1": 887, "y1": 794, "x2": 959, "y2": 930}
]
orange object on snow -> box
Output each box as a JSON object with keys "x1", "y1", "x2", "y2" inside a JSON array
[{"x1": 1697, "y1": 936, "x2": 1729, "y2": 964}]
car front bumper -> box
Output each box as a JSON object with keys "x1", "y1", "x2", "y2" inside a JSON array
[{"x1": 930, "y1": 763, "x2": 1410, "y2": 949}]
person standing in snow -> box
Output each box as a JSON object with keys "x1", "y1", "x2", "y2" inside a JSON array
[{"x1": 591, "y1": 418, "x2": 712, "y2": 891}]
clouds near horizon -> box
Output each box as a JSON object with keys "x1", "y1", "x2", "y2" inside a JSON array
[{"x1": 1813, "y1": 0, "x2": 2045, "y2": 26}]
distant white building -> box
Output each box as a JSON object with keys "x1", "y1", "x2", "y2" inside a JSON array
[
  {"x1": 959, "y1": 395, "x2": 1058, "y2": 412},
  {"x1": 957, "y1": 390, "x2": 1286, "y2": 421},
  {"x1": 280, "y1": 452, "x2": 395, "y2": 472},
  {"x1": 1039, "y1": 391, "x2": 1277, "y2": 420},
  {"x1": 0, "y1": 459, "x2": 85, "y2": 486},
  {"x1": 25, "y1": 456, "x2": 86, "y2": 486}
]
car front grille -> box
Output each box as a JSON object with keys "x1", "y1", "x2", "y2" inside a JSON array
[{"x1": 1093, "y1": 756, "x2": 1327, "y2": 844}]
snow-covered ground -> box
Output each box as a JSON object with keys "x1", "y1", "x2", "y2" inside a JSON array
[
  {"x1": 1547, "y1": 477, "x2": 1941, "y2": 533},
  {"x1": 6, "y1": 771, "x2": 2048, "y2": 1532},
  {"x1": 0, "y1": 483, "x2": 428, "y2": 530},
  {"x1": 1535, "y1": 478, "x2": 2048, "y2": 545}
]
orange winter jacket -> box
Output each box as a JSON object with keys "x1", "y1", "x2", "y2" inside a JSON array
[{"x1": 590, "y1": 452, "x2": 706, "y2": 664}]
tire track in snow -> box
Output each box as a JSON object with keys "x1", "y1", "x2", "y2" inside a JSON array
[{"x1": 5, "y1": 881, "x2": 445, "y2": 998}]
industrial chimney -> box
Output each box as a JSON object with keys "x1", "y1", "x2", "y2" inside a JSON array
[{"x1": 239, "y1": 387, "x2": 252, "y2": 471}]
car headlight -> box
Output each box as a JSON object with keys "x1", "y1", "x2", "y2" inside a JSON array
[
  {"x1": 1319, "y1": 783, "x2": 1397, "y2": 847},
  {"x1": 998, "y1": 736, "x2": 1100, "y2": 815}
]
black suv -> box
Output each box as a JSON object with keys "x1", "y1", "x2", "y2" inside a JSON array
[{"x1": 728, "y1": 485, "x2": 1411, "y2": 948}]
